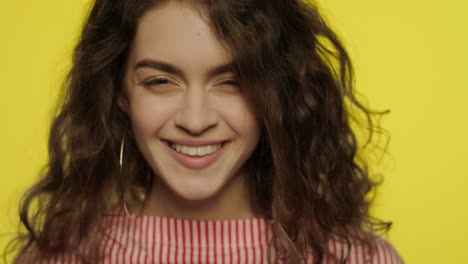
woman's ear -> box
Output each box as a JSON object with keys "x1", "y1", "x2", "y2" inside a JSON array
[{"x1": 117, "y1": 92, "x2": 129, "y2": 113}]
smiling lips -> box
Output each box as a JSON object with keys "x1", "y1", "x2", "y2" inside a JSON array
[
  {"x1": 170, "y1": 142, "x2": 222, "y2": 156},
  {"x1": 162, "y1": 139, "x2": 228, "y2": 169}
]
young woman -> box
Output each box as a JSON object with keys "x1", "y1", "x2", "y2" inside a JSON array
[{"x1": 9, "y1": 0, "x2": 403, "y2": 263}]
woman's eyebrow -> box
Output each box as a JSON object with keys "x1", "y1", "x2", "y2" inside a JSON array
[{"x1": 134, "y1": 59, "x2": 235, "y2": 79}]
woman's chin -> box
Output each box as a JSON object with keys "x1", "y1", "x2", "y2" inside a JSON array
[{"x1": 164, "y1": 177, "x2": 224, "y2": 202}]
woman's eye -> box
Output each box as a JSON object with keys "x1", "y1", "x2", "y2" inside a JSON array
[
  {"x1": 220, "y1": 79, "x2": 239, "y2": 88},
  {"x1": 142, "y1": 78, "x2": 171, "y2": 88}
]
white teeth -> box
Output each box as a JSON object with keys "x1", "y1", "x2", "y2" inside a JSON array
[
  {"x1": 188, "y1": 147, "x2": 196, "y2": 156},
  {"x1": 197, "y1": 146, "x2": 206, "y2": 156},
  {"x1": 170, "y1": 142, "x2": 222, "y2": 156}
]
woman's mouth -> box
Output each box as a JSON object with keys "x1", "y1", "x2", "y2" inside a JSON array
[
  {"x1": 161, "y1": 140, "x2": 229, "y2": 169},
  {"x1": 169, "y1": 142, "x2": 223, "y2": 156}
]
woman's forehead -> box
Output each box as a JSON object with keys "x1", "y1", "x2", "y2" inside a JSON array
[{"x1": 129, "y1": 1, "x2": 232, "y2": 77}]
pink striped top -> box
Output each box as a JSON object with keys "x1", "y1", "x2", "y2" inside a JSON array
[{"x1": 19, "y1": 208, "x2": 403, "y2": 263}]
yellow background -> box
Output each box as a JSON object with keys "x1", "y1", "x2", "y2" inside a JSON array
[{"x1": 1, "y1": 0, "x2": 467, "y2": 263}]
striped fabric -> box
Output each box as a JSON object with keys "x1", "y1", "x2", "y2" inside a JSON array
[{"x1": 19, "y1": 207, "x2": 403, "y2": 263}]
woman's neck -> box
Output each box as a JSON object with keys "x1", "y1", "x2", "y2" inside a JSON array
[{"x1": 137, "y1": 171, "x2": 260, "y2": 221}]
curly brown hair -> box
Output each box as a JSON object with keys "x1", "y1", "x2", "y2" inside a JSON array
[{"x1": 6, "y1": 0, "x2": 391, "y2": 263}]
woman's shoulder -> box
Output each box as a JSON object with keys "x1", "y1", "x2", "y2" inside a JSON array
[
  {"x1": 324, "y1": 234, "x2": 403, "y2": 264},
  {"x1": 371, "y1": 236, "x2": 403, "y2": 264},
  {"x1": 363, "y1": 236, "x2": 403, "y2": 264}
]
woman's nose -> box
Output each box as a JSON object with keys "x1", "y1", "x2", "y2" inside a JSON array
[{"x1": 173, "y1": 89, "x2": 218, "y2": 135}]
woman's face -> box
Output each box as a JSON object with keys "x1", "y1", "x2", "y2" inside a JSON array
[{"x1": 120, "y1": 2, "x2": 260, "y2": 202}]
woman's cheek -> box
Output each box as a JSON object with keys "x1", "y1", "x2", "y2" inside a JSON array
[
  {"x1": 130, "y1": 95, "x2": 177, "y2": 134},
  {"x1": 216, "y1": 96, "x2": 258, "y2": 132}
]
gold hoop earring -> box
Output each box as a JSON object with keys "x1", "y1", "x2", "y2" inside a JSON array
[{"x1": 119, "y1": 133, "x2": 136, "y2": 220}]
